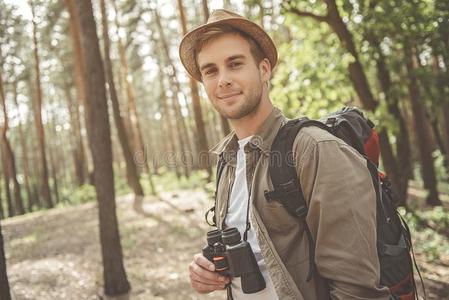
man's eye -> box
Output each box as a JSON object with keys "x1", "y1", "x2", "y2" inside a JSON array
[{"x1": 230, "y1": 62, "x2": 242, "y2": 68}]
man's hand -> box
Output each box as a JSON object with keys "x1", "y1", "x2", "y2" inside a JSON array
[{"x1": 188, "y1": 253, "x2": 230, "y2": 294}]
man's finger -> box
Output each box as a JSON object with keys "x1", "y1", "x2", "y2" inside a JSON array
[
  {"x1": 194, "y1": 253, "x2": 215, "y2": 271},
  {"x1": 191, "y1": 279, "x2": 226, "y2": 294},
  {"x1": 189, "y1": 265, "x2": 229, "y2": 286},
  {"x1": 189, "y1": 260, "x2": 225, "y2": 284}
]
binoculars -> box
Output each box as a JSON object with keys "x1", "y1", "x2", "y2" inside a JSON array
[{"x1": 202, "y1": 227, "x2": 266, "y2": 294}]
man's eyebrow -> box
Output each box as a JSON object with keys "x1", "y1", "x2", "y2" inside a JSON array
[
  {"x1": 199, "y1": 55, "x2": 246, "y2": 72},
  {"x1": 199, "y1": 63, "x2": 215, "y2": 72},
  {"x1": 226, "y1": 55, "x2": 245, "y2": 62}
]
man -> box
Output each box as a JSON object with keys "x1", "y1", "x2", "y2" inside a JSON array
[{"x1": 179, "y1": 9, "x2": 391, "y2": 300}]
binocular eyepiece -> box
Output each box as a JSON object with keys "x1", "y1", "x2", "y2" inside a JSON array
[{"x1": 202, "y1": 227, "x2": 266, "y2": 294}]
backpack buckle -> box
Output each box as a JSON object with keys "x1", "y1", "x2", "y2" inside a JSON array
[
  {"x1": 280, "y1": 179, "x2": 299, "y2": 196},
  {"x1": 295, "y1": 205, "x2": 308, "y2": 219}
]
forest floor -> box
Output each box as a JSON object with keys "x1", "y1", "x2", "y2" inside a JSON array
[{"x1": 3, "y1": 187, "x2": 449, "y2": 300}]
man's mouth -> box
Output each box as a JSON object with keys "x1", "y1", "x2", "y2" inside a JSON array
[{"x1": 217, "y1": 92, "x2": 243, "y2": 100}]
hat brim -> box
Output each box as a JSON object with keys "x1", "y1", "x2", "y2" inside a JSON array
[{"x1": 179, "y1": 18, "x2": 278, "y2": 82}]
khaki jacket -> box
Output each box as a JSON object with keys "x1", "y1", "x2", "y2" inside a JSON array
[{"x1": 210, "y1": 107, "x2": 391, "y2": 300}]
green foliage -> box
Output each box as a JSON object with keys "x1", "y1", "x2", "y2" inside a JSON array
[
  {"x1": 433, "y1": 150, "x2": 449, "y2": 183},
  {"x1": 150, "y1": 168, "x2": 210, "y2": 192},
  {"x1": 114, "y1": 171, "x2": 132, "y2": 196},
  {"x1": 271, "y1": 15, "x2": 355, "y2": 119},
  {"x1": 399, "y1": 206, "x2": 449, "y2": 262},
  {"x1": 59, "y1": 184, "x2": 96, "y2": 206}
]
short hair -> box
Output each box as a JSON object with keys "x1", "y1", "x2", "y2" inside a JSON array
[{"x1": 194, "y1": 25, "x2": 266, "y2": 72}]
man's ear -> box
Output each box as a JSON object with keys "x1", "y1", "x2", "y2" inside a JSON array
[{"x1": 259, "y1": 58, "x2": 271, "y2": 82}]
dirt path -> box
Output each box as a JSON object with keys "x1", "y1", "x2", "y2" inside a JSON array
[
  {"x1": 3, "y1": 189, "x2": 448, "y2": 299},
  {"x1": 4, "y1": 189, "x2": 222, "y2": 300}
]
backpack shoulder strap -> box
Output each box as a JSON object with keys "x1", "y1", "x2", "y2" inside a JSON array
[
  {"x1": 265, "y1": 118, "x2": 330, "y2": 218},
  {"x1": 265, "y1": 117, "x2": 330, "y2": 282}
]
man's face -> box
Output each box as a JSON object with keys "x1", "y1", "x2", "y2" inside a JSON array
[{"x1": 197, "y1": 33, "x2": 270, "y2": 120}]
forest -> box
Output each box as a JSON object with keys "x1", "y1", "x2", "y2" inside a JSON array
[{"x1": 0, "y1": 0, "x2": 448, "y2": 299}]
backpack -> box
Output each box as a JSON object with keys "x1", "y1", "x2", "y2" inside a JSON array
[
  {"x1": 208, "y1": 106, "x2": 425, "y2": 300},
  {"x1": 263, "y1": 106, "x2": 425, "y2": 300}
]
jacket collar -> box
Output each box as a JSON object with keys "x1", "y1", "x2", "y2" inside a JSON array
[{"x1": 209, "y1": 107, "x2": 287, "y2": 163}]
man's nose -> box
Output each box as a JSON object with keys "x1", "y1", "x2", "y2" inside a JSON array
[{"x1": 218, "y1": 70, "x2": 232, "y2": 88}]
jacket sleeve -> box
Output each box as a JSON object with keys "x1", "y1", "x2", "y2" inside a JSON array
[{"x1": 296, "y1": 137, "x2": 391, "y2": 300}]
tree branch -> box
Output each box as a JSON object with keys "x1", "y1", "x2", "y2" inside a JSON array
[{"x1": 287, "y1": 6, "x2": 329, "y2": 23}]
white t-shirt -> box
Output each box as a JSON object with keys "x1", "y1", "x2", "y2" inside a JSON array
[{"x1": 225, "y1": 136, "x2": 279, "y2": 300}]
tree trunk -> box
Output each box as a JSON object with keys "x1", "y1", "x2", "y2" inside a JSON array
[
  {"x1": 112, "y1": 1, "x2": 156, "y2": 192},
  {"x1": 0, "y1": 167, "x2": 3, "y2": 219},
  {"x1": 286, "y1": 1, "x2": 377, "y2": 110},
  {"x1": 26, "y1": 79, "x2": 42, "y2": 208},
  {"x1": 177, "y1": 0, "x2": 212, "y2": 178},
  {"x1": 163, "y1": 91, "x2": 182, "y2": 179},
  {"x1": 323, "y1": 0, "x2": 377, "y2": 111},
  {"x1": 154, "y1": 9, "x2": 192, "y2": 177},
  {"x1": 223, "y1": 0, "x2": 232, "y2": 10},
  {"x1": 29, "y1": 0, "x2": 53, "y2": 208},
  {"x1": 432, "y1": 52, "x2": 449, "y2": 176},
  {"x1": 1, "y1": 140, "x2": 24, "y2": 215},
  {"x1": 75, "y1": 0, "x2": 131, "y2": 295},
  {"x1": 0, "y1": 146, "x2": 13, "y2": 218},
  {"x1": 258, "y1": 0, "x2": 265, "y2": 29},
  {"x1": 47, "y1": 113, "x2": 61, "y2": 205},
  {"x1": 440, "y1": 101, "x2": 449, "y2": 159},
  {"x1": 100, "y1": 0, "x2": 146, "y2": 196},
  {"x1": 64, "y1": 0, "x2": 88, "y2": 186},
  {"x1": 202, "y1": 0, "x2": 209, "y2": 20},
  {"x1": 364, "y1": 31, "x2": 411, "y2": 204},
  {"x1": 62, "y1": 82, "x2": 85, "y2": 187},
  {"x1": 417, "y1": 63, "x2": 449, "y2": 178},
  {"x1": 404, "y1": 42, "x2": 441, "y2": 206},
  {"x1": 48, "y1": 144, "x2": 60, "y2": 205},
  {"x1": 0, "y1": 221, "x2": 11, "y2": 300},
  {"x1": 0, "y1": 57, "x2": 25, "y2": 215},
  {"x1": 149, "y1": 33, "x2": 182, "y2": 179},
  {"x1": 12, "y1": 82, "x2": 33, "y2": 212}
]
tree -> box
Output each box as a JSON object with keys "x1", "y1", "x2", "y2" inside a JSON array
[
  {"x1": 75, "y1": 0, "x2": 130, "y2": 296},
  {"x1": 100, "y1": 0, "x2": 146, "y2": 196},
  {"x1": 0, "y1": 141, "x2": 13, "y2": 218},
  {"x1": 154, "y1": 8, "x2": 195, "y2": 177},
  {"x1": 148, "y1": 30, "x2": 183, "y2": 178},
  {"x1": 64, "y1": 0, "x2": 89, "y2": 186},
  {"x1": 404, "y1": 42, "x2": 441, "y2": 206},
  {"x1": 177, "y1": 0, "x2": 212, "y2": 178},
  {"x1": 29, "y1": 0, "x2": 53, "y2": 208},
  {"x1": 12, "y1": 81, "x2": 34, "y2": 211},
  {"x1": 111, "y1": 0, "x2": 156, "y2": 193},
  {"x1": 0, "y1": 221, "x2": 11, "y2": 300},
  {"x1": 0, "y1": 65, "x2": 25, "y2": 216},
  {"x1": 282, "y1": 0, "x2": 443, "y2": 205}
]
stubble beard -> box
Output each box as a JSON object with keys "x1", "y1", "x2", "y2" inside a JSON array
[{"x1": 215, "y1": 82, "x2": 263, "y2": 120}]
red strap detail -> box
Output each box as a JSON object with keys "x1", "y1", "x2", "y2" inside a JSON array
[
  {"x1": 364, "y1": 128, "x2": 380, "y2": 166},
  {"x1": 399, "y1": 292, "x2": 415, "y2": 300},
  {"x1": 389, "y1": 273, "x2": 415, "y2": 298}
]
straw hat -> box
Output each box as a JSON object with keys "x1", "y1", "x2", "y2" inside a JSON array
[{"x1": 179, "y1": 9, "x2": 278, "y2": 82}]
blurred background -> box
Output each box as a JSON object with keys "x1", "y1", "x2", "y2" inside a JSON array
[{"x1": 0, "y1": 0, "x2": 448, "y2": 299}]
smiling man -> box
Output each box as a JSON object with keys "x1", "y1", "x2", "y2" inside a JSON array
[{"x1": 179, "y1": 9, "x2": 391, "y2": 300}]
